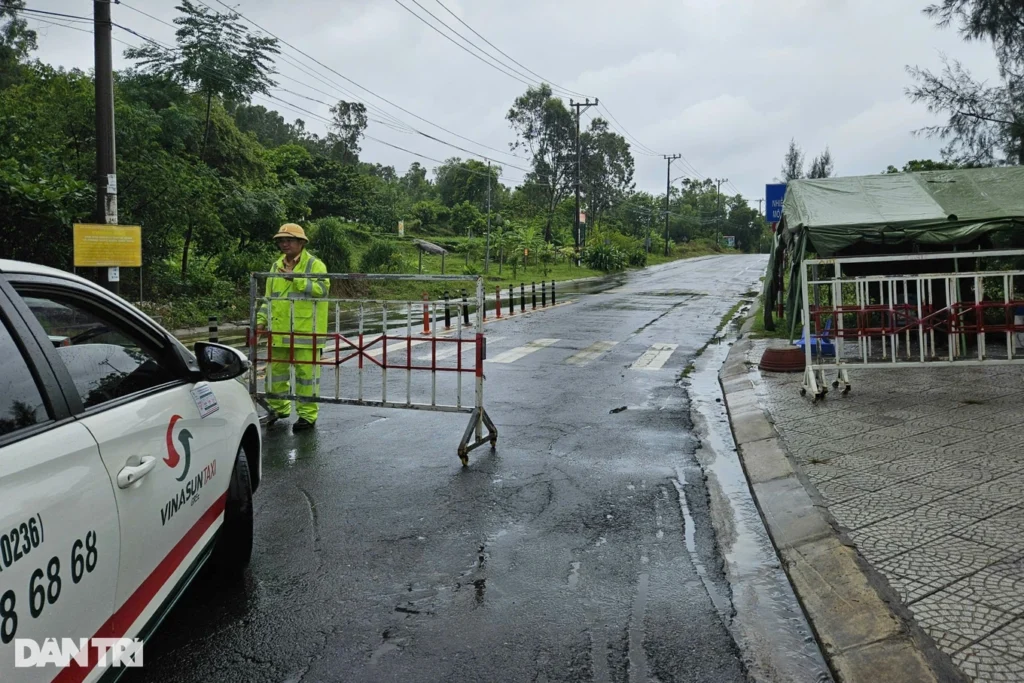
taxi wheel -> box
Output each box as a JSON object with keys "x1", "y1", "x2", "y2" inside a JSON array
[{"x1": 211, "y1": 444, "x2": 254, "y2": 577}]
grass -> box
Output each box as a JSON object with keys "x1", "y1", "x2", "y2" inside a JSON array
[
  {"x1": 148, "y1": 229, "x2": 746, "y2": 329},
  {"x1": 750, "y1": 302, "x2": 793, "y2": 340},
  {"x1": 678, "y1": 295, "x2": 755, "y2": 382},
  {"x1": 349, "y1": 233, "x2": 736, "y2": 302}
]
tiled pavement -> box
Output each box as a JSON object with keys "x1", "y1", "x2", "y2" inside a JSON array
[{"x1": 751, "y1": 340, "x2": 1024, "y2": 682}]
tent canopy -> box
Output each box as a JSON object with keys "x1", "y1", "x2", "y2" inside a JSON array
[
  {"x1": 763, "y1": 167, "x2": 1024, "y2": 337},
  {"x1": 781, "y1": 166, "x2": 1024, "y2": 256}
]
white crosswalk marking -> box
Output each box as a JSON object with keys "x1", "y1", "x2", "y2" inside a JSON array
[
  {"x1": 630, "y1": 343, "x2": 678, "y2": 370},
  {"x1": 565, "y1": 341, "x2": 618, "y2": 366},
  {"x1": 415, "y1": 337, "x2": 504, "y2": 361},
  {"x1": 488, "y1": 338, "x2": 560, "y2": 364},
  {"x1": 366, "y1": 338, "x2": 428, "y2": 359}
]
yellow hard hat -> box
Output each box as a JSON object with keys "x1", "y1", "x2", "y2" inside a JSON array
[{"x1": 273, "y1": 223, "x2": 307, "y2": 241}]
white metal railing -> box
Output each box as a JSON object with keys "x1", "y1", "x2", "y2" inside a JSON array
[
  {"x1": 799, "y1": 249, "x2": 1024, "y2": 399},
  {"x1": 248, "y1": 273, "x2": 496, "y2": 464}
]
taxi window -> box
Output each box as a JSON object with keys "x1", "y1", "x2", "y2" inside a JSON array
[
  {"x1": 17, "y1": 293, "x2": 178, "y2": 410},
  {"x1": 0, "y1": 316, "x2": 49, "y2": 437}
]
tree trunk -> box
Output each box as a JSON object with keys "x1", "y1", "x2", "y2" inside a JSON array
[
  {"x1": 181, "y1": 215, "x2": 193, "y2": 281},
  {"x1": 201, "y1": 91, "x2": 213, "y2": 160}
]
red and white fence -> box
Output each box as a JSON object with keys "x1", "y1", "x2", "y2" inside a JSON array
[
  {"x1": 247, "y1": 273, "x2": 496, "y2": 465},
  {"x1": 800, "y1": 249, "x2": 1024, "y2": 399}
]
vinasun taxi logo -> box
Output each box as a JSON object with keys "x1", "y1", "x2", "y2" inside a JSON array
[{"x1": 161, "y1": 415, "x2": 217, "y2": 526}]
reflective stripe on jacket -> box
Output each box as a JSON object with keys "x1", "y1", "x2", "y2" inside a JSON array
[{"x1": 255, "y1": 249, "x2": 329, "y2": 347}]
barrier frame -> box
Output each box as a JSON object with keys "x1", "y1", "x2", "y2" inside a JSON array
[
  {"x1": 800, "y1": 248, "x2": 1024, "y2": 400},
  {"x1": 248, "y1": 272, "x2": 497, "y2": 464}
]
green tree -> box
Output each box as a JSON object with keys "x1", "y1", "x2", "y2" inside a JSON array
[
  {"x1": 908, "y1": 1, "x2": 1024, "y2": 164},
  {"x1": 435, "y1": 157, "x2": 501, "y2": 211},
  {"x1": 125, "y1": 0, "x2": 279, "y2": 158},
  {"x1": 808, "y1": 146, "x2": 834, "y2": 178},
  {"x1": 232, "y1": 103, "x2": 305, "y2": 147},
  {"x1": 506, "y1": 85, "x2": 574, "y2": 242},
  {"x1": 780, "y1": 138, "x2": 805, "y2": 181},
  {"x1": 327, "y1": 100, "x2": 367, "y2": 164},
  {"x1": 580, "y1": 118, "x2": 635, "y2": 227},
  {"x1": 0, "y1": 0, "x2": 36, "y2": 88},
  {"x1": 401, "y1": 162, "x2": 435, "y2": 204},
  {"x1": 449, "y1": 201, "x2": 485, "y2": 238},
  {"x1": 883, "y1": 159, "x2": 959, "y2": 173},
  {"x1": 125, "y1": 0, "x2": 279, "y2": 278}
]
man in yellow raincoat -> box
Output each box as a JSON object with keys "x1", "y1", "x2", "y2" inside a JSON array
[{"x1": 255, "y1": 223, "x2": 329, "y2": 430}]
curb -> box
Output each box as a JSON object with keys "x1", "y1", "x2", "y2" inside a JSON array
[{"x1": 717, "y1": 312, "x2": 967, "y2": 683}]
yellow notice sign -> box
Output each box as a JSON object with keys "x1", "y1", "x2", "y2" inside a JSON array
[{"x1": 73, "y1": 224, "x2": 142, "y2": 267}]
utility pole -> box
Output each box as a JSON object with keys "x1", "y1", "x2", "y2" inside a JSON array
[
  {"x1": 484, "y1": 160, "x2": 492, "y2": 274},
  {"x1": 94, "y1": 0, "x2": 118, "y2": 294},
  {"x1": 714, "y1": 178, "x2": 728, "y2": 248},
  {"x1": 571, "y1": 98, "x2": 598, "y2": 263},
  {"x1": 663, "y1": 154, "x2": 681, "y2": 256}
]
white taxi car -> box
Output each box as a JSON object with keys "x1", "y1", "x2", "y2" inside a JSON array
[{"x1": 0, "y1": 260, "x2": 262, "y2": 682}]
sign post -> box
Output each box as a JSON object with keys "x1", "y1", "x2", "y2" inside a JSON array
[
  {"x1": 73, "y1": 224, "x2": 142, "y2": 268},
  {"x1": 766, "y1": 183, "x2": 786, "y2": 226},
  {"x1": 74, "y1": 224, "x2": 141, "y2": 300}
]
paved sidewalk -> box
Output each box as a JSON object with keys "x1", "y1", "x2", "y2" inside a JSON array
[{"x1": 751, "y1": 340, "x2": 1024, "y2": 682}]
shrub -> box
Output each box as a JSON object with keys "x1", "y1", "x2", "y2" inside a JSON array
[
  {"x1": 584, "y1": 244, "x2": 627, "y2": 272},
  {"x1": 359, "y1": 240, "x2": 406, "y2": 273},
  {"x1": 307, "y1": 217, "x2": 353, "y2": 272},
  {"x1": 628, "y1": 248, "x2": 648, "y2": 268}
]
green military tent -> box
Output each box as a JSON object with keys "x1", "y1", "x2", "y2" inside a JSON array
[{"x1": 763, "y1": 167, "x2": 1024, "y2": 335}]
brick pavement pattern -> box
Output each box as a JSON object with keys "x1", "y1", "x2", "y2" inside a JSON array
[{"x1": 751, "y1": 340, "x2": 1024, "y2": 682}]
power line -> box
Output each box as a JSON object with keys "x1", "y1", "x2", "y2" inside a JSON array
[
  {"x1": 422, "y1": 0, "x2": 667, "y2": 162},
  {"x1": 26, "y1": 16, "x2": 94, "y2": 35},
  {"x1": 204, "y1": 0, "x2": 533, "y2": 165},
  {"x1": 118, "y1": 1, "x2": 178, "y2": 30},
  {"x1": 430, "y1": 0, "x2": 588, "y2": 99},
  {"x1": 6, "y1": 7, "x2": 92, "y2": 22},
  {"x1": 597, "y1": 103, "x2": 659, "y2": 156},
  {"x1": 206, "y1": 0, "x2": 706, "y2": 196},
  {"x1": 111, "y1": 14, "x2": 536, "y2": 173},
  {"x1": 394, "y1": 0, "x2": 545, "y2": 92}
]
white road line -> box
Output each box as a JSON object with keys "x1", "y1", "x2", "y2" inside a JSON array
[
  {"x1": 487, "y1": 338, "x2": 560, "y2": 364},
  {"x1": 415, "y1": 337, "x2": 504, "y2": 361},
  {"x1": 565, "y1": 341, "x2": 618, "y2": 366},
  {"x1": 630, "y1": 343, "x2": 678, "y2": 370}
]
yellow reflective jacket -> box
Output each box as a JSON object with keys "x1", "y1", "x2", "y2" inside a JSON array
[{"x1": 256, "y1": 249, "x2": 329, "y2": 348}]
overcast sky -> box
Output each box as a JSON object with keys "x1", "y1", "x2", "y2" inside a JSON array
[{"x1": 26, "y1": 0, "x2": 1002, "y2": 209}]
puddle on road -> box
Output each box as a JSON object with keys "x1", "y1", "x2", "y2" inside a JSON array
[{"x1": 684, "y1": 327, "x2": 832, "y2": 683}]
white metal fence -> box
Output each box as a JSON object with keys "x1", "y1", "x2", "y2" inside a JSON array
[
  {"x1": 248, "y1": 273, "x2": 496, "y2": 464},
  {"x1": 800, "y1": 249, "x2": 1024, "y2": 399}
]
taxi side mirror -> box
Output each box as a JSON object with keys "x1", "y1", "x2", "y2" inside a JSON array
[{"x1": 194, "y1": 342, "x2": 249, "y2": 382}]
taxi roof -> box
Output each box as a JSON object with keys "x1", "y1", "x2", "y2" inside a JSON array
[{"x1": 0, "y1": 259, "x2": 111, "y2": 291}]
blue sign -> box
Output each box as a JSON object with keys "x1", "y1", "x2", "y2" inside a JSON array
[{"x1": 766, "y1": 183, "x2": 786, "y2": 224}]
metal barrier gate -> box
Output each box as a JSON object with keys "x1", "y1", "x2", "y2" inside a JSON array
[
  {"x1": 248, "y1": 273, "x2": 497, "y2": 465},
  {"x1": 800, "y1": 249, "x2": 1024, "y2": 400}
]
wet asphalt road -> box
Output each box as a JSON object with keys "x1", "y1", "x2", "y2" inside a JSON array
[{"x1": 131, "y1": 254, "x2": 780, "y2": 683}]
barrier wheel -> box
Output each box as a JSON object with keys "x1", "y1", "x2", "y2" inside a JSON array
[
  {"x1": 832, "y1": 380, "x2": 840, "y2": 389},
  {"x1": 459, "y1": 454, "x2": 469, "y2": 467},
  {"x1": 842, "y1": 386, "x2": 851, "y2": 395},
  {"x1": 799, "y1": 387, "x2": 807, "y2": 396}
]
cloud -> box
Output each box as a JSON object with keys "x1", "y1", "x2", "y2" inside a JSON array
[{"x1": 22, "y1": 0, "x2": 1005, "y2": 203}]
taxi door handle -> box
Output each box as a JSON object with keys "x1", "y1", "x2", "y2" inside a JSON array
[{"x1": 117, "y1": 456, "x2": 157, "y2": 489}]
